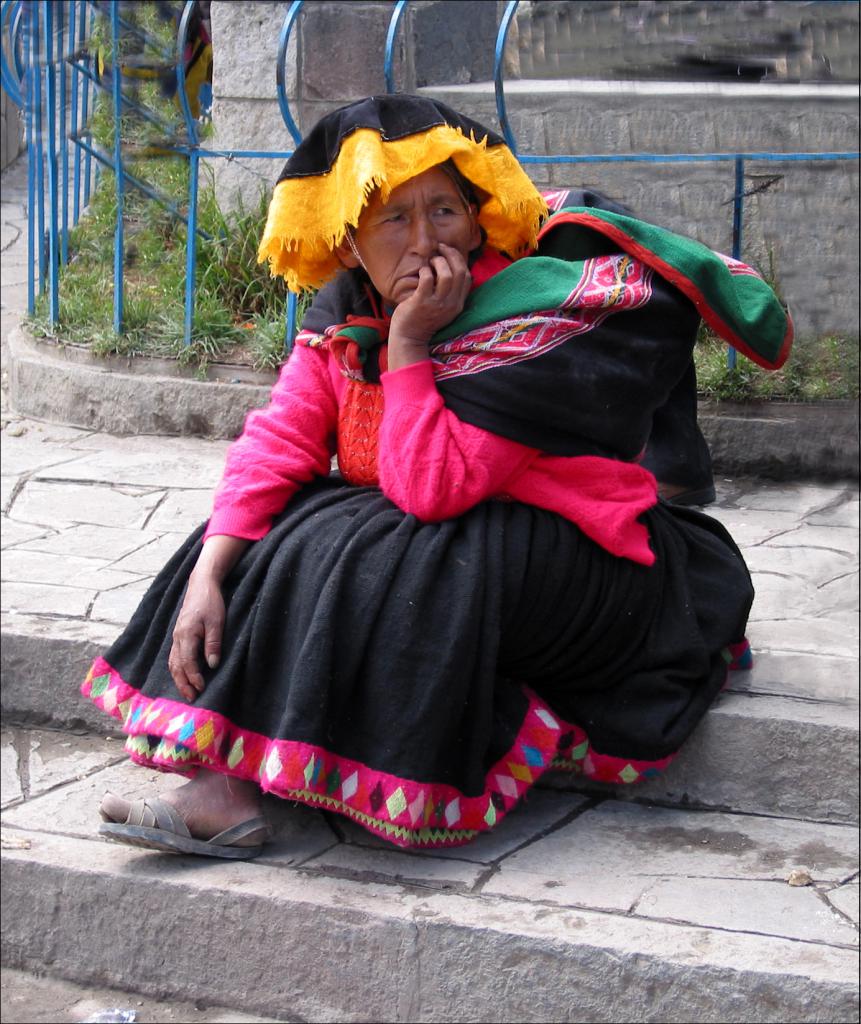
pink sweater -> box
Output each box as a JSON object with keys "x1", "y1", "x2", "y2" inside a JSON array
[{"x1": 205, "y1": 344, "x2": 659, "y2": 565}]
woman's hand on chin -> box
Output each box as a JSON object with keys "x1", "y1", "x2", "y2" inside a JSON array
[{"x1": 388, "y1": 243, "x2": 472, "y2": 371}]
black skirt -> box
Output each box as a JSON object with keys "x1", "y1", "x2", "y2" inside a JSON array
[{"x1": 83, "y1": 478, "x2": 753, "y2": 847}]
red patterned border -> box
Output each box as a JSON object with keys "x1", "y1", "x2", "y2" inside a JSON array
[{"x1": 82, "y1": 657, "x2": 682, "y2": 848}]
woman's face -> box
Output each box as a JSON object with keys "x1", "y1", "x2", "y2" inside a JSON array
[{"x1": 337, "y1": 165, "x2": 482, "y2": 306}]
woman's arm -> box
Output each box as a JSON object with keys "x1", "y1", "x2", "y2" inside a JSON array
[
  {"x1": 378, "y1": 360, "x2": 536, "y2": 520},
  {"x1": 205, "y1": 341, "x2": 339, "y2": 540},
  {"x1": 169, "y1": 343, "x2": 339, "y2": 698}
]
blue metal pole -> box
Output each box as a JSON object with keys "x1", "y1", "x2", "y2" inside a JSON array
[
  {"x1": 727, "y1": 156, "x2": 745, "y2": 370},
  {"x1": 494, "y1": 0, "x2": 519, "y2": 153},
  {"x1": 276, "y1": 0, "x2": 304, "y2": 354},
  {"x1": 384, "y1": 0, "x2": 408, "y2": 94},
  {"x1": 24, "y1": 3, "x2": 35, "y2": 313},
  {"x1": 111, "y1": 0, "x2": 123, "y2": 335},
  {"x1": 177, "y1": 0, "x2": 199, "y2": 346},
  {"x1": 69, "y1": 0, "x2": 81, "y2": 224},
  {"x1": 284, "y1": 290, "x2": 297, "y2": 353},
  {"x1": 42, "y1": 0, "x2": 59, "y2": 324},
  {"x1": 58, "y1": 0, "x2": 68, "y2": 263},
  {"x1": 83, "y1": 1, "x2": 94, "y2": 206},
  {"x1": 32, "y1": 4, "x2": 45, "y2": 294},
  {"x1": 276, "y1": 1, "x2": 303, "y2": 146},
  {"x1": 183, "y1": 149, "x2": 200, "y2": 346}
]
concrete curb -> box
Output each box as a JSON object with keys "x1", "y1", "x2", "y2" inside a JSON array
[
  {"x1": 8, "y1": 326, "x2": 860, "y2": 479},
  {"x1": 2, "y1": 832, "x2": 857, "y2": 1023}
]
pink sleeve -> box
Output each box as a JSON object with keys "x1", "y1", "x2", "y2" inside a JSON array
[
  {"x1": 204, "y1": 343, "x2": 338, "y2": 541},
  {"x1": 378, "y1": 360, "x2": 536, "y2": 521}
]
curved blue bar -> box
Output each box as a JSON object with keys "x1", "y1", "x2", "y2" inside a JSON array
[
  {"x1": 384, "y1": 0, "x2": 408, "y2": 94},
  {"x1": 0, "y1": 1, "x2": 23, "y2": 106},
  {"x1": 494, "y1": 0, "x2": 519, "y2": 153},
  {"x1": 11, "y1": 1, "x2": 25, "y2": 81},
  {"x1": 176, "y1": 0, "x2": 198, "y2": 145},
  {"x1": 276, "y1": 1, "x2": 304, "y2": 146}
]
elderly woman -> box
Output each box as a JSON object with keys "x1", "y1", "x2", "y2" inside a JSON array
[{"x1": 89, "y1": 95, "x2": 791, "y2": 858}]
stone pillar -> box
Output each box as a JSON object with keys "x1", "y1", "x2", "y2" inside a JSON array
[
  {"x1": 0, "y1": 86, "x2": 24, "y2": 171},
  {"x1": 208, "y1": 0, "x2": 500, "y2": 212}
]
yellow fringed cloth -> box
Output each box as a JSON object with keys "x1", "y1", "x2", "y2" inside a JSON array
[{"x1": 257, "y1": 94, "x2": 548, "y2": 293}]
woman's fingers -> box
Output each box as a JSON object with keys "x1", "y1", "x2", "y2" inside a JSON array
[
  {"x1": 168, "y1": 636, "x2": 201, "y2": 702},
  {"x1": 203, "y1": 602, "x2": 225, "y2": 670}
]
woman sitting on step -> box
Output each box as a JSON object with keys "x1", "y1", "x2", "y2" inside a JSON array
[{"x1": 88, "y1": 94, "x2": 791, "y2": 858}]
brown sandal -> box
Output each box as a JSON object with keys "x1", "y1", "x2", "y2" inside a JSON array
[{"x1": 98, "y1": 795, "x2": 272, "y2": 859}]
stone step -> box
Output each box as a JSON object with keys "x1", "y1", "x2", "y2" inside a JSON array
[
  {"x1": 1, "y1": 616, "x2": 857, "y2": 825},
  {"x1": 1, "y1": 727, "x2": 858, "y2": 1024}
]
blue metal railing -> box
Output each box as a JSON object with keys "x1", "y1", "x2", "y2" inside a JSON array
[{"x1": 1, "y1": 0, "x2": 858, "y2": 361}]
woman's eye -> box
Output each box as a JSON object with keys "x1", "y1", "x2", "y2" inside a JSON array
[{"x1": 384, "y1": 213, "x2": 406, "y2": 223}]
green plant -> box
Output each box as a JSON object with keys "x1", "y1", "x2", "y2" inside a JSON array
[{"x1": 694, "y1": 328, "x2": 860, "y2": 403}]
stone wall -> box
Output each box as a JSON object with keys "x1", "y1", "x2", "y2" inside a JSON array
[
  {"x1": 508, "y1": 1, "x2": 860, "y2": 83},
  {"x1": 207, "y1": 1, "x2": 859, "y2": 339}
]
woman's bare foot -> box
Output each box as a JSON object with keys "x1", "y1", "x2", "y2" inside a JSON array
[{"x1": 100, "y1": 768, "x2": 266, "y2": 847}]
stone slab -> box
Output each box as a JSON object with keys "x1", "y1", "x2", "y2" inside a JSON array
[
  {"x1": 634, "y1": 876, "x2": 857, "y2": 946},
  {"x1": 1, "y1": 580, "x2": 95, "y2": 618},
  {"x1": 8, "y1": 480, "x2": 166, "y2": 531},
  {"x1": 89, "y1": 580, "x2": 154, "y2": 626},
  {"x1": 826, "y1": 883, "x2": 860, "y2": 927},
  {"x1": 0, "y1": 475, "x2": 16, "y2": 513},
  {"x1": 2, "y1": 830, "x2": 857, "y2": 1023},
  {"x1": 109, "y1": 533, "x2": 191, "y2": 574},
  {"x1": 743, "y1": 543, "x2": 857, "y2": 588},
  {"x1": 807, "y1": 500, "x2": 861, "y2": 528},
  {"x1": 13, "y1": 523, "x2": 161, "y2": 561},
  {"x1": 749, "y1": 617, "x2": 858, "y2": 659},
  {"x1": 34, "y1": 448, "x2": 227, "y2": 490},
  {"x1": 0, "y1": 550, "x2": 145, "y2": 592},
  {"x1": 144, "y1": 490, "x2": 214, "y2": 534},
  {"x1": 0, "y1": 729, "x2": 127, "y2": 806},
  {"x1": 0, "y1": 733, "x2": 22, "y2": 808},
  {"x1": 727, "y1": 650, "x2": 860, "y2": 705},
  {"x1": 486, "y1": 801, "x2": 858, "y2": 893},
  {"x1": 0, "y1": 519, "x2": 53, "y2": 549},
  {"x1": 0, "y1": 430, "x2": 91, "y2": 477},
  {"x1": 305, "y1": 842, "x2": 487, "y2": 892},
  {"x1": 763, "y1": 524, "x2": 860, "y2": 556}
]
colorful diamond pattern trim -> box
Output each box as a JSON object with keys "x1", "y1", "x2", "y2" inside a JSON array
[{"x1": 82, "y1": 657, "x2": 677, "y2": 848}]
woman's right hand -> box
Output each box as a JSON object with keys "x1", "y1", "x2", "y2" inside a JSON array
[
  {"x1": 167, "y1": 535, "x2": 250, "y2": 700},
  {"x1": 168, "y1": 571, "x2": 226, "y2": 700}
]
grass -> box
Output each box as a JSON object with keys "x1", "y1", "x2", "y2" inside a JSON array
[
  {"x1": 694, "y1": 328, "x2": 859, "y2": 403},
  {"x1": 29, "y1": 1, "x2": 310, "y2": 374}
]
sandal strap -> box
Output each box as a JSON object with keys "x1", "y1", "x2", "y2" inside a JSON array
[
  {"x1": 126, "y1": 798, "x2": 192, "y2": 838},
  {"x1": 209, "y1": 816, "x2": 271, "y2": 847}
]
